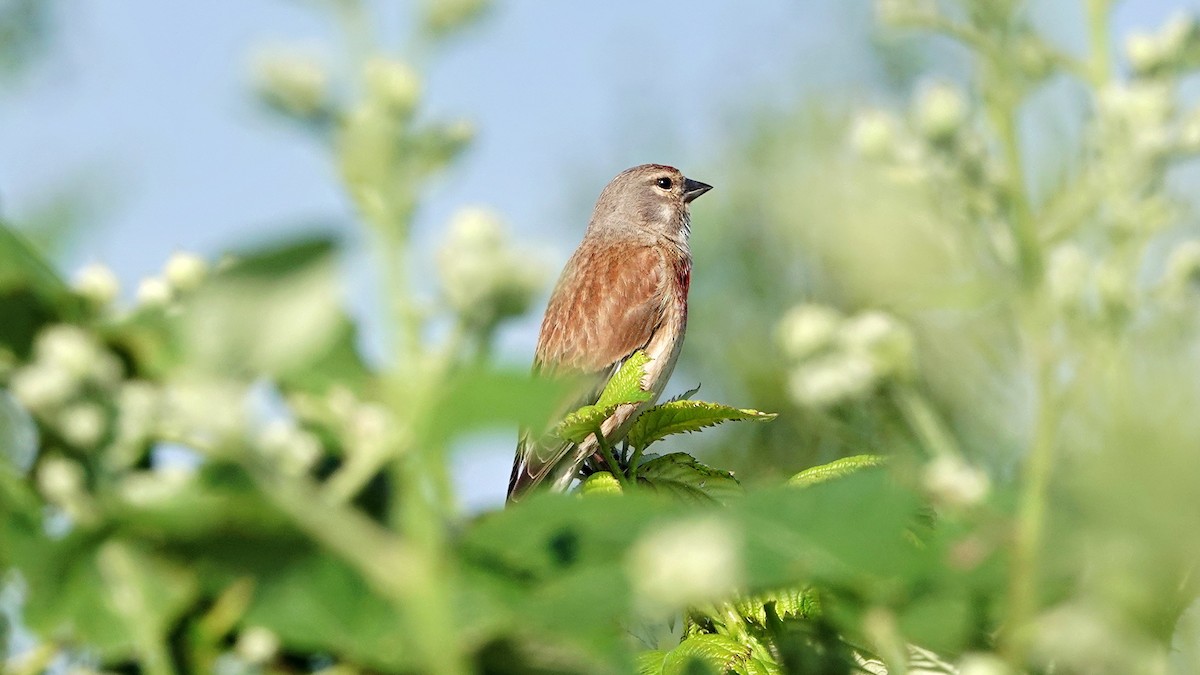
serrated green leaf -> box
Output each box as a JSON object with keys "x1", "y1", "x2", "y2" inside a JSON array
[
  {"x1": 787, "y1": 454, "x2": 887, "y2": 488},
  {"x1": 637, "y1": 649, "x2": 668, "y2": 675},
  {"x1": 732, "y1": 587, "x2": 820, "y2": 625},
  {"x1": 557, "y1": 402, "x2": 619, "y2": 443},
  {"x1": 662, "y1": 634, "x2": 752, "y2": 674},
  {"x1": 596, "y1": 350, "x2": 654, "y2": 409},
  {"x1": 555, "y1": 351, "x2": 654, "y2": 443},
  {"x1": 637, "y1": 452, "x2": 742, "y2": 504},
  {"x1": 628, "y1": 400, "x2": 777, "y2": 450}
]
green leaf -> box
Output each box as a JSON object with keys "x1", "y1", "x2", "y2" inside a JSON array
[
  {"x1": 428, "y1": 367, "x2": 575, "y2": 447},
  {"x1": 638, "y1": 650, "x2": 669, "y2": 675},
  {"x1": 181, "y1": 235, "x2": 343, "y2": 377},
  {"x1": 96, "y1": 541, "x2": 200, "y2": 668},
  {"x1": 597, "y1": 350, "x2": 654, "y2": 409},
  {"x1": 628, "y1": 400, "x2": 776, "y2": 450},
  {"x1": 787, "y1": 454, "x2": 887, "y2": 488},
  {"x1": 662, "y1": 634, "x2": 752, "y2": 674},
  {"x1": 0, "y1": 223, "x2": 80, "y2": 356},
  {"x1": 242, "y1": 553, "x2": 414, "y2": 671},
  {"x1": 555, "y1": 352, "x2": 653, "y2": 443},
  {"x1": 579, "y1": 471, "x2": 623, "y2": 496},
  {"x1": 732, "y1": 587, "x2": 821, "y2": 625},
  {"x1": 636, "y1": 452, "x2": 743, "y2": 505}
]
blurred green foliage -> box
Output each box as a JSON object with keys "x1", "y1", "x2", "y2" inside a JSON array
[{"x1": 3, "y1": 1, "x2": 1200, "y2": 674}]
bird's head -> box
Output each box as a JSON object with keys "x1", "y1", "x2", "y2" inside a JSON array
[{"x1": 588, "y1": 164, "x2": 712, "y2": 242}]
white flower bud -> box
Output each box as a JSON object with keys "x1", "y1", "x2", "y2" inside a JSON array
[
  {"x1": 37, "y1": 456, "x2": 87, "y2": 506},
  {"x1": 1125, "y1": 32, "x2": 1163, "y2": 74},
  {"x1": 628, "y1": 517, "x2": 741, "y2": 615},
  {"x1": 850, "y1": 109, "x2": 900, "y2": 160},
  {"x1": 922, "y1": 455, "x2": 989, "y2": 509},
  {"x1": 72, "y1": 262, "x2": 120, "y2": 307},
  {"x1": 236, "y1": 626, "x2": 280, "y2": 665},
  {"x1": 136, "y1": 277, "x2": 173, "y2": 307},
  {"x1": 257, "y1": 419, "x2": 322, "y2": 475},
  {"x1": 163, "y1": 251, "x2": 208, "y2": 292},
  {"x1": 252, "y1": 47, "x2": 329, "y2": 118},
  {"x1": 776, "y1": 304, "x2": 843, "y2": 361},
  {"x1": 914, "y1": 81, "x2": 967, "y2": 140},
  {"x1": 9, "y1": 362, "x2": 76, "y2": 412},
  {"x1": 364, "y1": 57, "x2": 421, "y2": 116},
  {"x1": 787, "y1": 352, "x2": 878, "y2": 408},
  {"x1": 349, "y1": 402, "x2": 392, "y2": 457},
  {"x1": 57, "y1": 403, "x2": 107, "y2": 448},
  {"x1": 34, "y1": 324, "x2": 96, "y2": 379},
  {"x1": 837, "y1": 311, "x2": 915, "y2": 379},
  {"x1": 1046, "y1": 244, "x2": 1092, "y2": 313}
]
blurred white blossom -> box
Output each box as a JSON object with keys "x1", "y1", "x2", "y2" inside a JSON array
[
  {"x1": 9, "y1": 362, "x2": 76, "y2": 412},
  {"x1": 437, "y1": 207, "x2": 544, "y2": 331},
  {"x1": 252, "y1": 46, "x2": 330, "y2": 118},
  {"x1": 776, "y1": 304, "x2": 842, "y2": 360},
  {"x1": 787, "y1": 352, "x2": 877, "y2": 408},
  {"x1": 628, "y1": 517, "x2": 741, "y2": 615},
  {"x1": 236, "y1": 626, "x2": 281, "y2": 665},
  {"x1": 914, "y1": 81, "x2": 967, "y2": 141},
  {"x1": 37, "y1": 456, "x2": 87, "y2": 511},
  {"x1": 957, "y1": 652, "x2": 1011, "y2": 675},
  {"x1": 922, "y1": 455, "x2": 990, "y2": 509},
  {"x1": 837, "y1": 311, "x2": 916, "y2": 379},
  {"x1": 117, "y1": 467, "x2": 194, "y2": 507},
  {"x1": 164, "y1": 251, "x2": 209, "y2": 292},
  {"x1": 257, "y1": 419, "x2": 322, "y2": 476},
  {"x1": 364, "y1": 56, "x2": 421, "y2": 116},
  {"x1": 136, "y1": 276, "x2": 173, "y2": 307},
  {"x1": 72, "y1": 262, "x2": 120, "y2": 306},
  {"x1": 57, "y1": 403, "x2": 107, "y2": 448},
  {"x1": 850, "y1": 109, "x2": 900, "y2": 160}
]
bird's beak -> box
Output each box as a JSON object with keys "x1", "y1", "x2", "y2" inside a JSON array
[{"x1": 682, "y1": 177, "x2": 713, "y2": 203}]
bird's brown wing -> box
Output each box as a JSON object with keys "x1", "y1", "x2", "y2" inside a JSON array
[{"x1": 507, "y1": 244, "x2": 668, "y2": 502}]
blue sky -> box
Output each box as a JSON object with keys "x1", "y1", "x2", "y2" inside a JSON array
[{"x1": 0, "y1": 0, "x2": 1189, "y2": 508}]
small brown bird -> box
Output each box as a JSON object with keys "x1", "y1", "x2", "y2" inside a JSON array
[{"x1": 507, "y1": 164, "x2": 712, "y2": 502}]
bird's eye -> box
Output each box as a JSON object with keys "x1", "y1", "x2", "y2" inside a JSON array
[{"x1": 655, "y1": 177, "x2": 673, "y2": 190}]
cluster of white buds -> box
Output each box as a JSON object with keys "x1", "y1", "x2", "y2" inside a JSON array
[
  {"x1": 437, "y1": 207, "x2": 545, "y2": 333},
  {"x1": 777, "y1": 305, "x2": 916, "y2": 409},
  {"x1": 7, "y1": 324, "x2": 123, "y2": 449},
  {"x1": 252, "y1": 45, "x2": 331, "y2": 119},
  {"x1": 627, "y1": 517, "x2": 742, "y2": 616},
  {"x1": 36, "y1": 455, "x2": 95, "y2": 522},
  {"x1": 134, "y1": 251, "x2": 210, "y2": 310},
  {"x1": 289, "y1": 385, "x2": 395, "y2": 463},
  {"x1": 1095, "y1": 82, "x2": 1174, "y2": 158},
  {"x1": 256, "y1": 418, "x2": 323, "y2": 476},
  {"x1": 1125, "y1": 12, "x2": 1199, "y2": 76}
]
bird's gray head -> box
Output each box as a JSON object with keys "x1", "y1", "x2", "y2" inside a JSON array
[{"x1": 587, "y1": 164, "x2": 712, "y2": 242}]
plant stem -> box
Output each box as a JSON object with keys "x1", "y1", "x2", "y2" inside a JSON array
[
  {"x1": 1001, "y1": 341, "x2": 1060, "y2": 666},
  {"x1": 1085, "y1": 0, "x2": 1113, "y2": 86},
  {"x1": 627, "y1": 443, "x2": 648, "y2": 480},
  {"x1": 990, "y1": 95, "x2": 1041, "y2": 286},
  {"x1": 593, "y1": 426, "x2": 628, "y2": 485},
  {"x1": 892, "y1": 385, "x2": 962, "y2": 459}
]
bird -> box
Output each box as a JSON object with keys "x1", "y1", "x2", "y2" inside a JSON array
[{"x1": 507, "y1": 164, "x2": 712, "y2": 503}]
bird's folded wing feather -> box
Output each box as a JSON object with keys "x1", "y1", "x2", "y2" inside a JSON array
[{"x1": 507, "y1": 244, "x2": 668, "y2": 501}]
